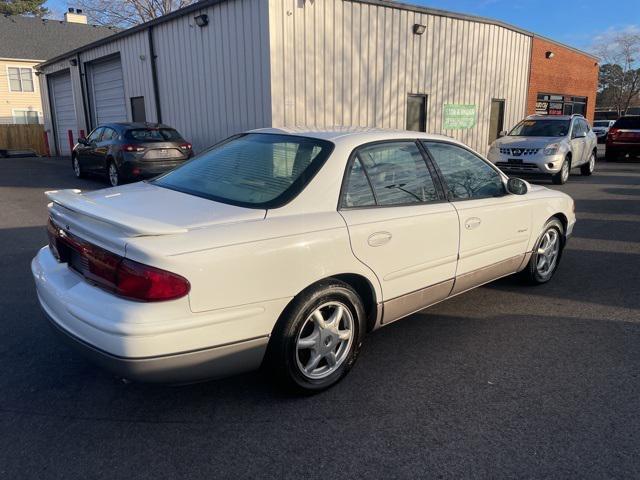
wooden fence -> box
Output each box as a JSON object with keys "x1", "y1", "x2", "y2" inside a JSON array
[{"x1": 0, "y1": 124, "x2": 48, "y2": 156}]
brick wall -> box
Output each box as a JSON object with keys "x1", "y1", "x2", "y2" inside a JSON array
[{"x1": 527, "y1": 37, "x2": 599, "y2": 124}]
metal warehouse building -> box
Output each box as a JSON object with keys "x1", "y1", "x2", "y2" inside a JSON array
[{"x1": 36, "y1": 0, "x2": 598, "y2": 157}]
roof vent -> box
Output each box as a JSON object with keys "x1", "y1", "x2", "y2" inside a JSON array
[{"x1": 64, "y1": 8, "x2": 87, "y2": 24}]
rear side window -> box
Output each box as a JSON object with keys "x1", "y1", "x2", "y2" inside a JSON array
[
  {"x1": 342, "y1": 141, "x2": 440, "y2": 208},
  {"x1": 424, "y1": 142, "x2": 505, "y2": 200},
  {"x1": 126, "y1": 128, "x2": 183, "y2": 142},
  {"x1": 613, "y1": 117, "x2": 640, "y2": 129}
]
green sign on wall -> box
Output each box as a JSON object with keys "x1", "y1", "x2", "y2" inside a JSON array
[{"x1": 443, "y1": 104, "x2": 477, "y2": 129}]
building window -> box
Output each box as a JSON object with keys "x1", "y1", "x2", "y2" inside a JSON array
[
  {"x1": 406, "y1": 94, "x2": 428, "y2": 132},
  {"x1": 130, "y1": 96, "x2": 146, "y2": 122},
  {"x1": 7, "y1": 67, "x2": 35, "y2": 92},
  {"x1": 489, "y1": 99, "x2": 505, "y2": 144},
  {"x1": 13, "y1": 110, "x2": 40, "y2": 124},
  {"x1": 536, "y1": 93, "x2": 587, "y2": 116}
]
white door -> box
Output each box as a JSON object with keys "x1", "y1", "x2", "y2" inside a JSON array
[
  {"x1": 423, "y1": 141, "x2": 531, "y2": 282},
  {"x1": 339, "y1": 141, "x2": 460, "y2": 306},
  {"x1": 88, "y1": 57, "x2": 127, "y2": 125},
  {"x1": 49, "y1": 72, "x2": 77, "y2": 157}
]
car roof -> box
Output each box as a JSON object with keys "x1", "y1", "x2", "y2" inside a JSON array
[
  {"x1": 524, "y1": 115, "x2": 579, "y2": 121},
  {"x1": 249, "y1": 126, "x2": 459, "y2": 145}
]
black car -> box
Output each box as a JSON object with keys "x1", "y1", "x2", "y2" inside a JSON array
[{"x1": 72, "y1": 123, "x2": 193, "y2": 186}]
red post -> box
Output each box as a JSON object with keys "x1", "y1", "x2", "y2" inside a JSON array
[
  {"x1": 43, "y1": 130, "x2": 51, "y2": 157},
  {"x1": 68, "y1": 129, "x2": 74, "y2": 154},
  {"x1": 80, "y1": 129, "x2": 85, "y2": 138}
]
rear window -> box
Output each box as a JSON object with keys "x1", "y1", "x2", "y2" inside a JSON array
[
  {"x1": 509, "y1": 119, "x2": 570, "y2": 137},
  {"x1": 613, "y1": 116, "x2": 640, "y2": 129},
  {"x1": 126, "y1": 128, "x2": 183, "y2": 142},
  {"x1": 153, "y1": 133, "x2": 334, "y2": 208}
]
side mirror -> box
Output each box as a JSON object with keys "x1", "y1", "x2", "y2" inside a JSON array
[
  {"x1": 498, "y1": 130, "x2": 507, "y2": 138},
  {"x1": 506, "y1": 177, "x2": 529, "y2": 195},
  {"x1": 78, "y1": 137, "x2": 88, "y2": 145}
]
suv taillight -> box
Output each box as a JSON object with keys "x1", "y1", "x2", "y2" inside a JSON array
[
  {"x1": 48, "y1": 219, "x2": 190, "y2": 302},
  {"x1": 607, "y1": 128, "x2": 619, "y2": 141}
]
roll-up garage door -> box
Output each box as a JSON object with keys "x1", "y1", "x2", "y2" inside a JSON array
[
  {"x1": 88, "y1": 56, "x2": 127, "y2": 125},
  {"x1": 49, "y1": 72, "x2": 77, "y2": 157}
]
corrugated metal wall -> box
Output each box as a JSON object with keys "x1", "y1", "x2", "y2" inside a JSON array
[
  {"x1": 268, "y1": 0, "x2": 532, "y2": 154},
  {"x1": 152, "y1": 0, "x2": 271, "y2": 151}
]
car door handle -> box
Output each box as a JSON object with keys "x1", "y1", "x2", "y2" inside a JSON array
[
  {"x1": 465, "y1": 217, "x2": 482, "y2": 230},
  {"x1": 368, "y1": 232, "x2": 392, "y2": 247}
]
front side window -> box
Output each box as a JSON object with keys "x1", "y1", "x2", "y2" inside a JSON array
[
  {"x1": 509, "y1": 119, "x2": 570, "y2": 137},
  {"x1": 424, "y1": 142, "x2": 505, "y2": 200},
  {"x1": 87, "y1": 127, "x2": 104, "y2": 142},
  {"x1": 154, "y1": 133, "x2": 333, "y2": 208},
  {"x1": 8, "y1": 67, "x2": 34, "y2": 92},
  {"x1": 343, "y1": 142, "x2": 439, "y2": 207}
]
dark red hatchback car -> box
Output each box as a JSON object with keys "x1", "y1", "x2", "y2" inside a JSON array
[
  {"x1": 606, "y1": 116, "x2": 640, "y2": 162},
  {"x1": 72, "y1": 123, "x2": 193, "y2": 186}
]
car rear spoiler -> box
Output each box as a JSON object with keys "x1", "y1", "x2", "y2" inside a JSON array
[{"x1": 45, "y1": 189, "x2": 188, "y2": 236}]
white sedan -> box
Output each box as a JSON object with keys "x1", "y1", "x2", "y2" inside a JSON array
[{"x1": 32, "y1": 128, "x2": 575, "y2": 392}]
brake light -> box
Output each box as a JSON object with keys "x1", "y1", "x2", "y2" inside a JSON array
[
  {"x1": 179, "y1": 143, "x2": 192, "y2": 150},
  {"x1": 48, "y1": 219, "x2": 190, "y2": 301},
  {"x1": 607, "y1": 128, "x2": 619, "y2": 141},
  {"x1": 123, "y1": 144, "x2": 145, "y2": 152}
]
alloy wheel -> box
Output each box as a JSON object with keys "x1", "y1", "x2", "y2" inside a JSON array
[
  {"x1": 536, "y1": 228, "x2": 560, "y2": 278},
  {"x1": 588, "y1": 153, "x2": 595, "y2": 173},
  {"x1": 108, "y1": 163, "x2": 119, "y2": 187},
  {"x1": 561, "y1": 161, "x2": 570, "y2": 183},
  {"x1": 295, "y1": 301, "x2": 354, "y2": 380},
  {"x1": 73, "y1": 158, "x2": 81, "y2": 177}
]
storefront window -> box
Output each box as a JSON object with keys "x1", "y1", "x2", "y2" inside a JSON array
[{"x1": 536, "y1": 93, "x2": 587, "y2": 116}]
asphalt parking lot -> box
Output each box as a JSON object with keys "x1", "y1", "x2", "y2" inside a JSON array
[{"x1": 1, "y1": 153, "x2": 639, "y2": 479}]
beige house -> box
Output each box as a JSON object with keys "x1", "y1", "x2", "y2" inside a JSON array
[{"x1": 0, "y1": 11, "x2": 115, "y2": 125}]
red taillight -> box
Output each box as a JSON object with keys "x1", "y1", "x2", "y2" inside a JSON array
[
  {"x1": 48, "y1": 219, "x2": 190, "y2": 302},
  {"x1": 116, "y1": 258, "x2": 190, "y2": 301},
  {"x1": 607, "y1": 128, "x2": 619, "y2": 142},
  {"x1": 179, "y1": 143, "x2": 192, "y2": 150},
  {"x1": 123, "y1": 144, "x2": 145, "y2": 152}
]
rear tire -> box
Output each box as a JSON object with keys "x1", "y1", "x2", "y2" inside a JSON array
[
  {"x1": 519, "y1": 218, "x2": 564, "y2": 285},
  {"x1": 107, "y1": 161, "x2": 120, "y2": 187},
  {"x1": 265, "y1": 279, "x2": 366, "y2": 394},
  {"x1": 552, "y1": 157, "x2": 571, "y2": 185},
  {"x1": 580, "y1": 151, "x2": 596, "y2": 176},
  {"x1": 72, "y1": 155, "x2": 84, "y2": 179},
  {"x1": 605, "y1": 148, "x2": 617, "y2": 162}
]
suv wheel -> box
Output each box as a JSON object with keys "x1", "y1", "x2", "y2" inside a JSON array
[
  {"x1": 266, "y1": 279, "x2": 366, "y2": 393},
  {"x1": 580, "y1": 151, "x2": 596, "y2": 176},
  {"x1": 552, "y1": 157, "x2": 571, "y2": 185}
]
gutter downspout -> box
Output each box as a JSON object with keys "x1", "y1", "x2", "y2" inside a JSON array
[
  {"x1": 77, "y1": 52, "x2": 91, "y2": 132},
  {"x1": 148, "y1": 26, "x2": 162, "y2": 123}
]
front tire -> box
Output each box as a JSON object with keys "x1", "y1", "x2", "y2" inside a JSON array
[
  {"x1": 580, "y1": 151, "x2": 596, "y2": 176},
  {"x1": 72, "y1": 155, "x2": 84, "y2": 179},
  {"x1": 552, "y1": 157, "x2": 571, "y2": 185},
  {"x1": 266, "y1": 279, "x2": 366, "y2": 393},
  {"x1": 519, "y1": 218, "x2": 564, "y2": 285}
]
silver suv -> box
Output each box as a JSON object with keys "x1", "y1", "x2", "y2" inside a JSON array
[{"x1": 487, "y1": 114, "x2": 597, "y2": 184}]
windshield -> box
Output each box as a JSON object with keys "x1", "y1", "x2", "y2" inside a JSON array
[
  {"x1": 153, "y1": 133, "x2": 334, "y2": 208},
  {"x1": 509, "y1": 119, "x2": 570, "y2": 137},
  {"x1": 126, "y1": 128, "x2": 183, "y2": 142},
  {"x1": 593, "y1": 121, "x2": 611, "y2": 128}
]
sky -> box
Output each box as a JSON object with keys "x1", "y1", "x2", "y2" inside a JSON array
[{"x1": 44, "y1": 0, "x2": 639, "y2": 50}]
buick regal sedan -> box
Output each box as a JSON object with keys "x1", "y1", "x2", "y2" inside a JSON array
[{"x1": 33, "y1": 128, "x2": 575, "y2": 392}]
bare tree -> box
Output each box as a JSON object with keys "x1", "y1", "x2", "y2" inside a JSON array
[
  {"x1": 594, "y1": 31, "x2": 640, "y2": 116},
  {"x1": 76, "y1": 0, "x2": 197, "y2": 28}
]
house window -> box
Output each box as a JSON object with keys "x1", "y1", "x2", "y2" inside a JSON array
[
  {"x1": 13, "y1": 110, "x2": 40, "y2": 124},
  {"x1": 406, "y1": 94, "x2": 428, "y2": 132},
  {"x1": 7, "y1": 67, "x2": 35, "y2": 92}
]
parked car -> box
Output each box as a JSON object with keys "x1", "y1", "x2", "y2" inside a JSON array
[
  {"x1": 592, "y1": 119, "x2": 616, "y2": 143},
  {"x1": 33, "y1": 128, "x2": 575, "y2": 392},
  {"x1": 605, "y1": 116, "x2": 640, "y2": 161},
  {"x1": 72, "y1": 122, "x2": 193, "y2": 186},
  {"x1": 487, "y1": 114, "x2": 597, "y2": 184}
]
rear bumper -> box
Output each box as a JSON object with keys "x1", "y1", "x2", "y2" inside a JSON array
[
  {"x1": 120, "y1": 154, "x2": 191, "y2": 178},
  {"x1": 31, "y1": 246, "x2": 273, "y2": 383},
  {"x1": 44, "y1": 310, "x2": 268, "y2": 383}
]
